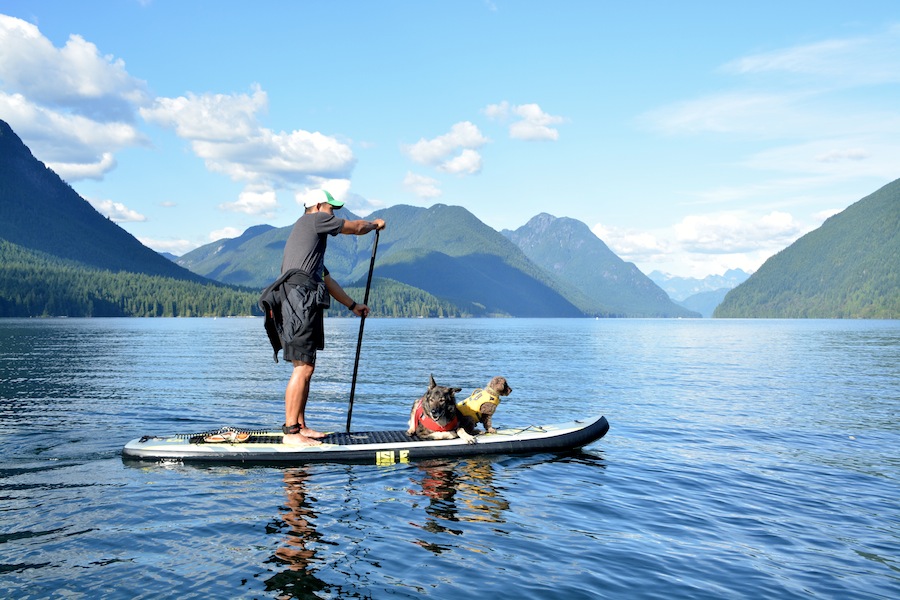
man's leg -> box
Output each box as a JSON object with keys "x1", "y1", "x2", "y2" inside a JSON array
[{"x1": 284, "y1": 360, "x2": 320, "y2": 445}]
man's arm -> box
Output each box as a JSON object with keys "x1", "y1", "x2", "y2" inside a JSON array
[
  {"x1": 324, "y1": 273, "x2": 369, "y2": 317},
  {"x1": 341, "y1": 218, "x2": 385, "y2": 235}
]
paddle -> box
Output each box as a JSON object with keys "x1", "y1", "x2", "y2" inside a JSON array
[{"x1": 346, "y1": 229, "x2": 380, "y2": 432}]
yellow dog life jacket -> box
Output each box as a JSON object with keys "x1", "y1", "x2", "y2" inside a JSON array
[{"x1": 456, "y1": 388, "x2": 501, "y2": 420}]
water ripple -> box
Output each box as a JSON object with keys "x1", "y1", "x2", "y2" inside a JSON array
[{"x1": 1, "y1": 318, "x2": 898, "y2": 599}]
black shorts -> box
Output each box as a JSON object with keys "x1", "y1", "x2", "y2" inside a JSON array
[{"x1": 281, "y1": 283, "x2": 325, "y2": 364}]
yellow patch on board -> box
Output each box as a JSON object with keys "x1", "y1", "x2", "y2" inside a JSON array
[{"x1": 376, "y1": 450, "x2": 411, "y2": 465}]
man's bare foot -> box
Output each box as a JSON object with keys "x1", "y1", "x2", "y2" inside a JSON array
[
  {"x1": 300, "y1": 427, "x2": 326, "y2": 439},
  {"x1": 282, "y1": 433, "x2": 321, "y2": 446}
]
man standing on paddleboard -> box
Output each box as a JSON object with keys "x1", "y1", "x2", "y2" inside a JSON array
[{"x1": 259, "y1": 189, "x2": 385, "y2": 446}]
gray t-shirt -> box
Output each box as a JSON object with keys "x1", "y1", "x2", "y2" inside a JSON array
[{"x1": 281, "y1": 212, "x2": 345, "y2": 279}]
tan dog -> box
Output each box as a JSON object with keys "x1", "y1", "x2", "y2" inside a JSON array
[
  {"x1": 407, "y1": 375, "x2": 476, "y2": 444},
  {"x1": 457, "y1": 376, "x2": 513, "y2": 435}
]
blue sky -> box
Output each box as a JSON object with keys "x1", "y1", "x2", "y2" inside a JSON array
[{"x1": 2, "y1": 1, "x2": 899, "y2": 278}]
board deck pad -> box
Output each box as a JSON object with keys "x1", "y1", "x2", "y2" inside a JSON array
[
  {"x1": 184, "y1": 429, "x2": 418, "y2": 446},
  {"x1": 123, "y1": 415, "x2": 609, "y2": 465}
]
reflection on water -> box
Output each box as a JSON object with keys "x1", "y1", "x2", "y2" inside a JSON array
[
  {"x1": 455, "y1": 459, "x2": 510, "y2": 524},
  {"x1": 407, "y1": 458, "x2": 510, "y2": 551},
  {"x1": 265, "y1": 468, "x2": 328, "y2": 599}
]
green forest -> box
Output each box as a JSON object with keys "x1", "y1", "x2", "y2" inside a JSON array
[
  {"x1": 0, "y1": 241, "x2": 472, "y2": 319},
  {"x1": 329, "y1": 277, "x2": 474, "y2": 318},
  {"x1": 0, "y1": 240, "x2": 259, "y2": 317}
]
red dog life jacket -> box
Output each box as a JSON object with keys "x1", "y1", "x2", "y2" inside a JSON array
[{"x1": 414, "y1": 403, "x2": 458, "y2": 432}]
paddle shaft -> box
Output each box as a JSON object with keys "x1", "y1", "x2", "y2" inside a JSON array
[{"x1": 346, "y1": 229, "x2": 380, "y2": 432}]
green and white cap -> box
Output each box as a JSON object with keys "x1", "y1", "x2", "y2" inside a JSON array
[{"x1": 304, "y1": 189, "x2": 345, "y2": 209}]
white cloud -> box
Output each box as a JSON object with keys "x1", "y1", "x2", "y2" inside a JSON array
[
  {"x1": 141, "y1": 86, "x2": 357, "y2": 189},
  {"x1": 642, "y1": 25, "x2": 900, "y2": 144},
  {"x1": 509, "y1": 104, "x2": 564, "y2": 141},
  {"x1": 482, "y1": 102, "x2": 507, "y2": 120},
  {"x1": 742, "y1": 137, "x2": 900, "y2": 179},
  {"x1": 0, "y1": 15, "x2": 150, "y2": 119},
  {"x1": 140, "y1": 87, "x2": 265, "y2": 141},
  {"x1": 592, "y1": 222, "x2": 670, "y2": 264},
  {"x1": 138, "y1": 236, "x2": 196, "y2": 256},
  {"x1": 593, "y1": 208, "x2": 817, "y2": 278},
  {"x1": 673, "y1": 210, "x2": 803, "y2": 254},
  {"x1": 219, "y1": 187, "x2": 278, "y2": 216},
  {"x1": 484, "y1": 101, "x2": 565, "y2": 141},
  {"x1": 0, "y1": 16, "x2": 150, "y2": 180},
  {"x1": 209, "y1": 227, "x2": 243, "y2": 242},
  {"x1": 814, "y1": 208, "x2": 842, "y2": 222},
  {"x1": 86, "y1": 197, "x2": 146, "y2": 222},
  {"x1": 637, "y1": 22, "x2": 900, "y2": 274},
  {"x1": 723, "y1": 26, "x2": 900, "y2": 86},
  {"x1": 403, "y1": 171, "x2": 442, "y2": 199},
  {"x1": 0, "y1": 92, "x2": 147, "y2": 174},
  {"x1": 815, "y1": 148, "x2": 869, "y2": 163},
  {"x1": 642, "y1": 91, "x2": 811, "y2": 137},
  {"x1": 47, "y1": 152, "x2": 118, "y2": 181},
  {"x1": 404, "y1": 121, "x2": 488, "y2": 174},
  {"x1": 439, "y1": 148, "x2": 482, "y2": 175}
]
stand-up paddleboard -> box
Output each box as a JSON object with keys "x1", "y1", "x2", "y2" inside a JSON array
[{"x1": 122, "y1": 414, "x2": 609, "y2": 465}]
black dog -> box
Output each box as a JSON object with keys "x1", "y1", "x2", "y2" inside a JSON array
[{"x1": 407, "y1": 375, "x2": 476, "y2": 443}]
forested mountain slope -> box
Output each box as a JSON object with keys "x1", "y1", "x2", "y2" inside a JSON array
[{"x1": 715, "y1": 178, "x2": 899, "y2": 318}]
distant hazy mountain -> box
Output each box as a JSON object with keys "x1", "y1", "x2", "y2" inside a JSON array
[
  {"x1": 0, "y1": 119, "x2": 206, "y2": 283},
  {"x1": 649, "y1": 269, "x2": 751, "y2": 302},
  {"x1": 676, "y1": 288, "x2": 732, "y2": 318},
  {"x1": 503, "y1": 214, "x2": 699, "y2": 318},
  {"x1": 715, "y1": 178, "x2": 900, "y2": 318}
]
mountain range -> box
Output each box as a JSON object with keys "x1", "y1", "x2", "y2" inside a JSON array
[
  {"x1": 649, "y1": 269, "x2": 751, "y2": 317},
  {"x1": 2, "y1": 117, "x2": 896, "y2": 319},
  {"x1": 649, "y1": 269, "x2": 751, "y2": 302},
  {"x1": 1, "y1": 117, "x2": 692, "y2": 318},
  {"x1": 179, "y1": 204, "x2": 698, "y2": 318}
]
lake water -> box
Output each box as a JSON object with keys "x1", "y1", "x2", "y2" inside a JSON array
[{"x1": 1, "y1": 317, "x2": 898, "y2": 599}]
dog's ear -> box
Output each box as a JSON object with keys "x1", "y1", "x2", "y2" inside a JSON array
[
  {"x1": 429, "y1": 374, "x2": 437, "y2": 389},
  {"x1": 452, "y1": 387, "x2": 462, "y2": 393}
]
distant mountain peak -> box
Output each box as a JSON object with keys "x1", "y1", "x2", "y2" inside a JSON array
[
  {"x1": 505, "y1": 213, "x2": 698, "y2": 317},
  {"x1": 238, "y1": 224, "x2": 275, "y2": 239}
]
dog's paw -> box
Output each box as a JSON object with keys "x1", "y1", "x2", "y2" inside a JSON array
[{"x1": 458, "y1": 430, "x2": 477, "y2": 444}]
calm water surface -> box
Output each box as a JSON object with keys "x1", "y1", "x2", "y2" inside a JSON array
[{"x1": 1, "y1": 318, "x2": 898, "y2": 599}]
